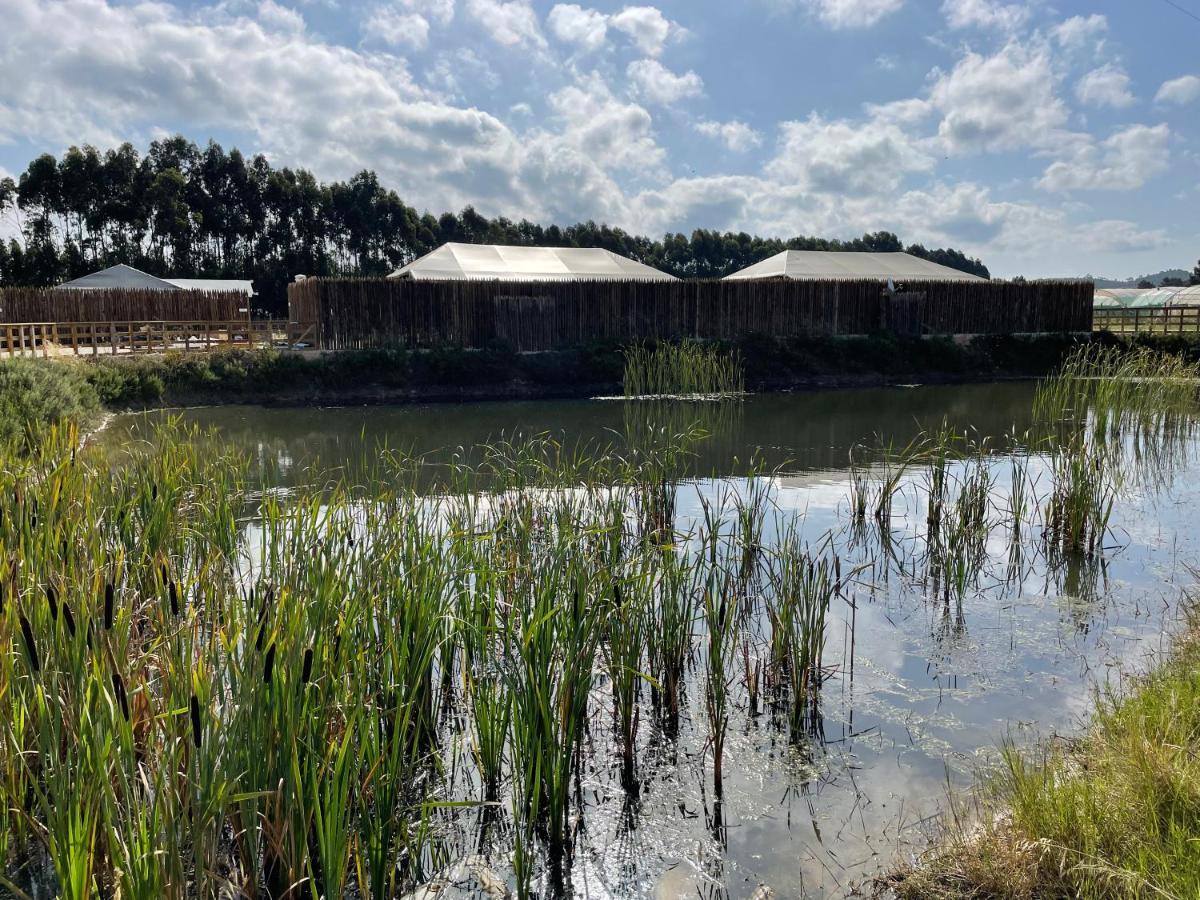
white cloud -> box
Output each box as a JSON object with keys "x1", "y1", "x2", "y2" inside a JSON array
[
  {"x1": 928, "y1": 42, "x2": 1070, "y2": 155},
  {"x1": 876, "y1": 54, "x2": 897, "y2": 71},
  {"x1": 1075, "y1": 64, "x2": 1134, "y2": 109},
  {"x1": 1072, "y1": 220, "x2": 1170, "y2": 253},
  {"x1": 464, "y1": 0, "x2": 546, "y2": 48},
  {"x1": 258, "y1": 1, "x2": 306, "y2": 33},
  {"x1": 611, "y1": 6, "x2": 682, "y2": 56},
  {"x1": 694, "y1": 119, "x2": 763, "y2": 153},
  {"x1": 1155, "y1": 75, "x2": 1200, "y2": 106},
  {"x1": 941, "y1": 0, "x2": 1029, "y2": 32},
  {"x1": 366, "y1": 8, "x2": 432, "y2": 49},
  {"x1": 1052, "y1": 14, "x2": 1107, "y2": 51},
  {"x1": 1038, "y1": 124, "x2": 1171, "y2": 192},
  {"x1": 766, "y1": 114, "x2": 934, "y2": 196},
  {"x1": 544, "y1": 75, "x2": 666, "y2": 175},
  {"x1": 627, "y1": 59, "x2": 703, "y2": 105},
  {"x1": 802, "y1": 0, "x2": 904, "y2": 29},
  {"x1": 547, "y1": 4, "x2": 608, "y2": 52}
]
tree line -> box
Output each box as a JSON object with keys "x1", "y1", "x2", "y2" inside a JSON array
[{"x1": 0, "y1": 136, "x2": 994, "y2": 314}]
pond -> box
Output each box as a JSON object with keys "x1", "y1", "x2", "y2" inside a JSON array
[{"x1": 101, "y1": 381, "x2": 1197, "y2": 899}]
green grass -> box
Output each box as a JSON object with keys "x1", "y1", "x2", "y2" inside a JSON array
[{"x1": 886, "y1": 607, "x2": 1200, "y2": 900}]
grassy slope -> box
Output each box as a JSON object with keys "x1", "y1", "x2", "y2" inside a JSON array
[{"x1": 886, "y1": 606, "x2": 1200, "y2": 899}]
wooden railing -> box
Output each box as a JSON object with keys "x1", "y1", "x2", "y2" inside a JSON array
[
  {"x1": 1094, "y1": 306, "x2": 1200, "y2": 335},
  {"x1": 0, "y1": 320, "x2": 318, "y2": 357}
]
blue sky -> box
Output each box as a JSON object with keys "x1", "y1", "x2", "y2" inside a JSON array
[{"x1": 1, "y1": 0, "x2": 1197, "y2": 277}]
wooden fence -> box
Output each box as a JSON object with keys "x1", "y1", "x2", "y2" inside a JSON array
[
  {"x1": 1094, "y1": 306, "x2": 1200, "y2": 335},
  {"x1": 0, "y1": 286, "x2": 247, "y2": 323},
  {"x1": 0, "y1": 320, "x2": 316, "y2": 358},
  {"x1": 289, "y1": 277, "x2": 1094, "y2": 352}
]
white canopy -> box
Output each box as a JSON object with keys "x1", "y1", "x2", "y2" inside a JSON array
[
  {"x1": 59, "y1": 264, "x2": 254, "y2": 295},
  {"x1": 59, "y1": 263, "x2": 179, "y2": 291},
  {"x1": 724, "y1": 250, "x2": 984, "y2": 282},
  {"x1": 389, "y1": 243, "x2": 676, "y2": 281},
  {"x1": 164, "y1": 278, "x2": 255, "y2": 296}
]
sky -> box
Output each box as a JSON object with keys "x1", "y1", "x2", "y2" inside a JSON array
[{"x1": 0, "y1": 0, "x2": 1198, "y2": 279}]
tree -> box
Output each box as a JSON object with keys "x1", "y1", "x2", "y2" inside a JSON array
[
  {"x1": 1190, "y1": 260, "x2": 1199, "y2": 286},
  {"x1": 0, "y1": 135, "x2": 994, "y2": 312},
  {"x1": 1138, "y1": 280, "x2": 1156, "y2": 289}
]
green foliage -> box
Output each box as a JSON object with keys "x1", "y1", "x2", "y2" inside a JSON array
[
  {"x1": 0, "y1": 136, "x2": 988, "y2": 310},
  {"x1": 0, "y1": 358, "x2": 101, "y2": 447},
  {"x1": 622, "y1": 340, "x2": 745, "y2": 397}
]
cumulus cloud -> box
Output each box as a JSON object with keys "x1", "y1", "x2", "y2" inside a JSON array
[
  {"x1": 1052, "y1": 13, "x2": 1107, "y2": 51},
  {"x1": 544, "y1": 5, "x2": 685, "y2": 56},
  {"x1": 464, "y1": 0, "x2": 546, "y2": 48},
  {"x1": 1038, "y1": 124, "x2": 1171, "y2": 192},
  {"x1": 1155, "y1": 74, "x2": 1200, "y2": 105},
  {"x1": 365, "y1": 7, "x2": 432, "y2": 49},
  {"x1": 1075, "y1": 64, "x2": 1135, "y2": 109},
  {"x1": 941, "y1": 0, "x2": 1029, "y2": 32},
  {"x1": 627, "y1": 59, "x2": 703, "y2": 105},
  {"x1": 547, "y1": 4, "x2": 608, "y2": 52},
  {"x1": 694, "y1": 119, "x2": 763, "y2": 153},
  {"x1": 928, "y1": 42, "x2": 1069, "y2": 154},
  {"x1": 766, "y1": 114, "x2": 934, "y2": 196},
  {"x1": 611, "y1": 6, "x2": 683, "y2": 56},
  {"x1": 801, "y1": 0, "x2": 904, "y2": 29}
]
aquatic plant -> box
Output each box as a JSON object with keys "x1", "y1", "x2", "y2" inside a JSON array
[{"x1": 622, "y1": 341, "x2": 745, "y2": 398}]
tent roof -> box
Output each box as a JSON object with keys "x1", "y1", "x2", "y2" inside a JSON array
[
  {"x1": 59, "y1": 264, "x2": 181, "y2": 291},
  {"x1": 389, "y1": 243, "x2": 677, "y2": 281},
  {"x1": 724, "y1": 250, "x2": 985, "y2": 282},
  {"x1": 164, "y1": 278, "x2": 256, "y2": 296}
]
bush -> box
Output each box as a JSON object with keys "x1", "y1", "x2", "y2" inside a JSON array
[{"x1": 0, "y1": 358, "x2": 101, "y2": 446}]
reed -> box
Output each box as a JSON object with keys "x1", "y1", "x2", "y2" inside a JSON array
[{"x1": 622, "y1": 341, "x2": 744, "y2": 398}]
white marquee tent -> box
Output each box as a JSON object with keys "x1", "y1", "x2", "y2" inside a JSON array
[
  {"x1": 388, "y1": 243, "x2": 676, "y2": 281},
  {"x1": 724, "y1": 250, "x2": 984, "y2": 282},
  {"x1": 59, "y1": 264, "x2": 255, "y2": 295}
]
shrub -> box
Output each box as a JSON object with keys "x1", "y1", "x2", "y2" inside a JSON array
[{"x1": 0, "y1": 358, "x2": 101, "y2": 446}]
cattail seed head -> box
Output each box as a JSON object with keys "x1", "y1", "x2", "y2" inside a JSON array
[
  {"x1": 45, "y1": 585, "x2": 58, "y2": 621},
  {"x1": 301, "y1": 647, "x2": 314, "y2": 685},
  {"x1": 190, "y1": 695, "x2": 202, "y2": 749},
  {"x1": 169, "y1": 581, "x2": 179, "y2": 617},
  {"x1": 263, "y1": 643, "x2": 276, "y2": 685},
  {"x1": 18, "y1": 614, "x2": 39, "y2": 673},
  {"x1": 111, "y1": 672, "x2": 129, "y2": 722},
  {"x1": 62, "y1": 601, "x2": 76, "y2": 638},
  {"x1": 104, "y1": 584, "x2": 114, "y2": 630}
]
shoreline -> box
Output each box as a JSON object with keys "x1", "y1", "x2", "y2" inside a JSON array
[{"x1": 101, "y1": 370, "x2": 1040, "y2": 413}]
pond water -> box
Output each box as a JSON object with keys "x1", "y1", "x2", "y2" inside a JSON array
[{"x1": 103, "y1": 382, "x2": 1198, "y2": 899}]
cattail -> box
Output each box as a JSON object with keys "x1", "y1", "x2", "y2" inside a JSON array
[
  {"x1": 169, "y1": 581, "x2": 179, "y2": 617},
  {"x1": 255, "y1": 623, "x2": 267, "y2": 652},
  {"x1": 18, "y1": 614, "x2": 39, "y2": 673},
  {"x1": 301, "y1": 647, "x2": 314, "y2": 685},
  {"x1": 46, "y1": 585, "x2": 58, "y2": 621},
  {"x1": 111, "y1": 672, "x2": 129, "y2": 721},
  {"x1": 263, "y1": 643, "x2": 276, "y2": 685},
  {"x1": 151, "y1": 484, "x2": 158, "y2": 501},
  {"x1": 160, "y1": 564, "x2": 168, "y2": 586},
  {"x1": 104, "y1": 583, "x2": 115, "y2": 630},
  {"x1": 62, "y1": 601, "x2": 76, "y2": 638},
  {"x1": 190, "y1": 695, "x2": 202, "y2": 749}
]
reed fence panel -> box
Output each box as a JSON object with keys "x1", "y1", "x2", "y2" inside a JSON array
[
  {"x1": 289, "y1": 277, "x2": 1094, "y2": 352},
  {"x1": 0, "y1": 287, "x2": 246, "y2": 323}
]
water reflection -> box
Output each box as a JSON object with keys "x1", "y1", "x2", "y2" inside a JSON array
[{"x1": 100, "y1": 382, "x2": 1198, "y2": 898}]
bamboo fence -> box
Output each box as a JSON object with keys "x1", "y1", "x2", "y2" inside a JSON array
[
  {"x1": 0, "y1": 287, "x2": 247, "y2": 323},
  {"x1": 290, "y1": 277, "x2": 1094, "y2": 352}
]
